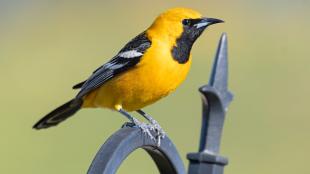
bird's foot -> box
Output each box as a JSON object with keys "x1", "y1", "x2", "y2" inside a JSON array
[
  {"x1": 122, "y1": 118, "x2": 156, "y2": 142},
  {"x1": 147, "y1": 119, "x2": 166, "y2": 146}
]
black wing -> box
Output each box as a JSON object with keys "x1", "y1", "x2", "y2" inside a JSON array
[
  {"x1": 72, "y1": 63, "x2": 107, "y2": 89},
  {"x1": 76, "y1": 31, "x2": 151, "y2": 98}
]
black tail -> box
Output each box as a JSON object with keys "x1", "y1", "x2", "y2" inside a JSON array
[{"x1": 33, "y1": 99, "x2": 83, "y2": 129}]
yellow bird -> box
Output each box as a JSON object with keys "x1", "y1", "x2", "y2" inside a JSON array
[{"x1": 33, "y1": 7, "x2": 223, "y2": 142}]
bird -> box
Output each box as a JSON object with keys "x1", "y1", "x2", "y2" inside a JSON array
[{"x1": 33, "y1": 7, "x2": 223, "y2": 145}]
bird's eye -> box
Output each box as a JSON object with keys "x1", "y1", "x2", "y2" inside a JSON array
[{"x1": 182, "y1": 19, "x2": 191, "y2": 26}]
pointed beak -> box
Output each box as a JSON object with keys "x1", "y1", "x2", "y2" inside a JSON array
[{"x1": 195, "y1": 17, "x2": 224, "y2": 29}]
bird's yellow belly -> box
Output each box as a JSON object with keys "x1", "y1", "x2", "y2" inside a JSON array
[{"x1": 83, "y1": 48, "x2": 191, "y2": 111}]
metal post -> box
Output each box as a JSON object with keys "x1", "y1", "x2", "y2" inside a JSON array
[{"x1": 187, "y1": 33, "x2": 233, "y2": 174}]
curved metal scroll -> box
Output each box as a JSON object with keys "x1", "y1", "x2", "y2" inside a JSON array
[{"x1": 87, "y1": 127, "x2": 185, "y2": 174}]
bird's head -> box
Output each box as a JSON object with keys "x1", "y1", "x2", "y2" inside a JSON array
[
  {"x1": 147, "y1": 7, "x2": 223, "y2": 63},
  {"x1": 147, "y1": 7, "x2": 223, "y2": 43}
]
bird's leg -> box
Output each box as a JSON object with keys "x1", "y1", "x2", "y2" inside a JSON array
[
  {"x1": 136, "y1": 110, "x2": 165, "y2": 146},
  {"x1": 118, "y1": 108, "x2": 155, "y2": 141}
]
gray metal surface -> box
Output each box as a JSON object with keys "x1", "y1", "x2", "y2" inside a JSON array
[{"x1": 87, "y1": 127, "x2": 185, "y2": 174}]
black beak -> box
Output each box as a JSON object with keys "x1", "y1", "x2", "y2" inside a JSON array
[{"x1": 195, "y1": 17, "x2": 224, "y2": 28}]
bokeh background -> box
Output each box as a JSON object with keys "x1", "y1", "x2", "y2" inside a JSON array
[{"x1": 1, "y1": 0, "x2": 310, "y2": 173}]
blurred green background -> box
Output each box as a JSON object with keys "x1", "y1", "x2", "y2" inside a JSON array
[{"x1": 1, "y1": 0, "x2": 310, "y2": 173}]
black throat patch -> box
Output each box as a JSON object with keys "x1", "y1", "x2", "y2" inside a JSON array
[
  {"x1": 171, "y1": 30, "x2": 193, "y2": 64},
  {"x1": 171, "y1": 21, "x2": 206, "y2": 64}
]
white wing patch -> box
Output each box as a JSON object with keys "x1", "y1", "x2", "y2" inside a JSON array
[{"x1": 118, "y1": 50, "x2": 143, "y2": 58}]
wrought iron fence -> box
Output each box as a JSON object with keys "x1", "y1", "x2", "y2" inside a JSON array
[{"x1": 87, "y1": 33, "x2": 233, "y2": 174}]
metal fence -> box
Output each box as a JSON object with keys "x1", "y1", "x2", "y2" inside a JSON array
[{"x1": 87, "y1": 33, "x2": 233, "y2": 174}]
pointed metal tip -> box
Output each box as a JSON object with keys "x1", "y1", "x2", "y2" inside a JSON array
[
  {"x1": 209, "y1": 33, "x2": 228, "y2": 89},
  {"x1": 218, "y1": 33, "x2": 228, "y2": 57},
  {"x1": 207, "y1": 33, "x2": 234, "y2": 109},
  {"x1": 217, "y1": 33, "x2": 228, "y2": 54},
  {"x1": 199, "y1": 33, "x2": 233, "y2": 109},
  {"x1": 220, "y1": 33, "x2": 227, "y2": 41}
]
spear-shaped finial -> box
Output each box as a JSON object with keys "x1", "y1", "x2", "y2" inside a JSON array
[{"x1": 188, "y1": 33, "x2": 233, "y2": 174}]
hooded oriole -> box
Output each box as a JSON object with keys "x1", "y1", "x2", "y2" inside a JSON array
[{"x1": 33, "y1": 7, "x2": 223, "y2": 143}]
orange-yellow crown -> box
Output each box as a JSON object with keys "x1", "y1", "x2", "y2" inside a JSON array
[{"x1": 147, "y1": 8, "x2": 203, "y2": 39}]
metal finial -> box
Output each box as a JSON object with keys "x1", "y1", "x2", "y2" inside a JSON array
[{"x1": 187, "y1": 33, "x2": 233, "y2": 174}]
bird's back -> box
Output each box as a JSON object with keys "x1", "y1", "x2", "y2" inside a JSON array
[{"x1": 83, "y1": 35, "x2": 192, "y2": 111}]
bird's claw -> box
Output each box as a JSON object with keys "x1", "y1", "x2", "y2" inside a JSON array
[
  {"x1": 122, "y1": 118, "x2": 165, "y2": 146},
  {"x1": 148, "y1": 119, "x2": 165, "y2": 146},
  {"x1": 122, "y1": 118, "x2": 156, "y2": 142}
]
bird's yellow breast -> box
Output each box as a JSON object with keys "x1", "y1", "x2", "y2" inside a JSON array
[{"x1": 83, "y1": 38, "x2": 191, "y2": 111}]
